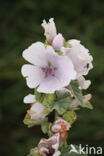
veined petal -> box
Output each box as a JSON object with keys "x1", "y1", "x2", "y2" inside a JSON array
[
  {"x1": 22, "y1": 42, "x2": 47, "y2": 67},
  {"x1": 21, "y1": 64, "x2": 44, "y2": 88},
  {"x1": 23, "y1": 94, "x2": 36, "y2": 104}
]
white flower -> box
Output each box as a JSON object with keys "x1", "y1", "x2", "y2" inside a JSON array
[
  {"x1": 38, "y1": 133, "x2": 60, "y2": 156},
  {"x1": 41, "y1": 18, "x2": 57, "y2": 41},
  {"x1": 51, "y1": 118, "x2": 71, "y2": 133},
  {"x1": 21, "y1": 42, "x2": 76, "y2": 93},
  {"x1": 77, "y1": 76, "x2": 91, "y2": 90},
  {"x1": 64, "y1": 39, "x2": 93, "y2": 77},
  {"x1": 70, "y1": 94, "x2": 92, "y2": 109},
  {"x1": 52, "y1": 33, "x2": 64, "y2": 50},
  {"x1": 24, "y1": 94, "x2": 47, "y2": 120}
]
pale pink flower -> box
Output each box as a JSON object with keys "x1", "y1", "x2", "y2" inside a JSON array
[{"x1": 21, "y1": 42, "x2": 76, "y2": 93}]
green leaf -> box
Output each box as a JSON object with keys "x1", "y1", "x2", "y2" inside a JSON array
[
  {"x1": 42, "y1": 107, "x2": 50, "y2": 114},
  {"x1": 81, "y1": 101, "x2": 93, "y2": 110},
  {"x1": 69, "y1": 80, "x2": 83, "y2": 106},
  {"x1": 63, "y1": 111, "x2": 77, "y2": 124},
  {"x1": 48, "y1": 123, "x2": 53, "y2": 137},
  {"x1": 61, "y1": 145, "x2": 87, "y2": 156},
  {"x1": 42, "y1": 93, "x2": 56, "y2": 106},
  {"x1": 49, "y1": 94, "x2": 72, "y2": 115},
  {"x1": 27, "y1": 148, "x2": 40, "y2": 156},
  {"x1": 23, "y1": 114, "x2": 47, "y2": 128}
]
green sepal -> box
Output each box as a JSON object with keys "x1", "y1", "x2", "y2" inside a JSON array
[
  {"x1": 44, "y1": 40, "x2": 50, "y2": 47},
  {"x1": 41, "y1": 118, "x2": 49, "y2": 134},
  {"x1": 60, "y1": 145, "x2": 87, "y2": 156},
  {"x1": 63, "y1": 111, "x2": 77, "y2": 124},
  {"x1": 42, "y1": 107, "x2": 50, "y2": 114},
  {"x1": 55, "y1": 49, "x2": 63, "y2": 55},
  {"x1": 23, "y1": 114, "x2": 47, "y2": 128},
  {"x1": 69, "y1": 80, "x2": 83, "y2": 106},
  {"x1": 27, "y1": 148, "x2": 40, "y2": 156},
  {"x1": 81, "y1": 101, "x2": 93, "y2": 110},
  {"x1": 64, "y1": 41, "x2": 72, "y2": 48},
  {"x1": 71, "y1": 107, "x2": 80, "y2": 111},
  {"x1": 48, "y1": 123, "x2": 53, "y2": 137},
  {"x1": 49, "y1": 94, "x2": 72, "y2": 115}
]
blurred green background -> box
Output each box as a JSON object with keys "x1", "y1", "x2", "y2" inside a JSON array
[{"x1": 0, "y1": 0, "x2": 104, "y2": 155}]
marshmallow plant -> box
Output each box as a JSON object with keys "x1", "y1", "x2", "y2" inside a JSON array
[{"x1": 21, "y1": 18, "x2": 93, "y2": 156}]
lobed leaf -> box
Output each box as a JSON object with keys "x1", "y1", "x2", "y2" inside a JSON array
[
  {"x1": 49, "y1": 94, "x2": 72, "y2": 115},
  {"x1": 63, "y1": 111, "x2": 77, "y2": 124},
  {"x1": 41, "y1": 118, "x2": 49, "y2": 134}
]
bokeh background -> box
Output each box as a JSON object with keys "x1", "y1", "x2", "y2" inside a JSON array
[{"x1": 0, "y1": 0, "x2": 104, "y2": 155}]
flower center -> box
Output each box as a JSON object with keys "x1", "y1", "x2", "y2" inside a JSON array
[
  {"x1": 44, "y1": 67, "x2": 53, "y2": 75},
  {"x1": 42, "y1": 61, "x2": 57, "y2": 78}
]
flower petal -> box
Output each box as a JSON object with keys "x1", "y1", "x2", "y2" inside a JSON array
[
  {"x1": 22, "y1": 42, "x2": 47, "y2": 67},
  {"x1": 21, "y1": 64, "x2": 44, "y2": 88},
  {"x1": 37, "y1": 52, "x2": 76, "y2": 93},
  {"x1": 37, "y1": 76, "x2": 62, "y2": 93},
  {"x1": 56, "y1": 56, "x2": 76, "y2": 86},
  {"x1": 23, "y1": 94, "x2": 36, "y2": 104}
]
